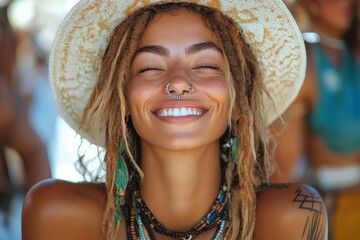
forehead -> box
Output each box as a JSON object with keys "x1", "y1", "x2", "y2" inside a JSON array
[{"x1": 138, "y1": 8, "x2": 218, "y2": 45}]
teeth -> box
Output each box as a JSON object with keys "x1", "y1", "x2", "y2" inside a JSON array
[{"x1": 157, "y1": 108, "x2": 204, "y2": 117}]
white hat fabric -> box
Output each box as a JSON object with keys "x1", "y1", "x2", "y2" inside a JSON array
[{"x1": 49, "y1": 0, "x2": 306, "y2": 146}]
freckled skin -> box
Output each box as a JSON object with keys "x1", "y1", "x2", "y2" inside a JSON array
[{"x1": 128, "y1": 10, "x2": 230, "y2": 151}]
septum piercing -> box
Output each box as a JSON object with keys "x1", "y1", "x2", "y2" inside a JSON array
[{"x1": 166, "y1": 82, "x2": 193, "y2": 99}]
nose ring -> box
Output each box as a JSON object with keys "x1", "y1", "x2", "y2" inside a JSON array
[{"x1": 165, "y1": 82, "x2": 192, "y2": 99}]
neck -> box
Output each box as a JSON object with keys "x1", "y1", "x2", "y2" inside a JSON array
[{"x1": 139, "y1": 141, "x2": 222, "y2": 232}]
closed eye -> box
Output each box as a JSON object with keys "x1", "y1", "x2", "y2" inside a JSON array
[
  {"x1": 193, "y1": 64, "x2": 221, "y2": 70},
  {"x1": 138, "y1": 66, "x2": 163, "y2": 73}
]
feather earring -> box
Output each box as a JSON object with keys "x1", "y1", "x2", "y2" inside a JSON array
[
  {"x1": 222, "y1": 137, "x2": 239, "y2": 165},
  {"x1": 114, "y1": 140, "x2": 129, "y2": 222}
]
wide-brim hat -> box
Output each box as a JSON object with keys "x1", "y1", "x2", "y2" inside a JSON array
[{"x1": 49, "y1": 0, "x2": 306, "y2": 147}]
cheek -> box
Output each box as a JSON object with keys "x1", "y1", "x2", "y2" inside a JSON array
[
  {"x1": 206, "y1": 79, "x2": 231, "y2": 108},
  {"x1": 127, "y1": 80, "x2": 161, "y2": 139},
  {"x1": 129, "y1": 81, "x2": 151, "y2": 98},
  {"x1": 128, "y1": 81, "x2": 155, "y2": 111},
  {"x1": 127, "y1": 83, "x2": 147, "y2": 139}
]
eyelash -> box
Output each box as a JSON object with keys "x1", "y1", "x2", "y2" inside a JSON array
[
  {"x1": 138, "y1": 67, "x2": 160, "y2": 73},
  {"x1": 195, "y1": 64, "x2": 221, "y2": 70},
  {"x1": 138, "y1": 64, "x2": 221, "y2": 73}
]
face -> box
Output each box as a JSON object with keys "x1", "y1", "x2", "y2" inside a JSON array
[
  {"x1": 312, "y1": 0, "x2": 355, "y2": 35},
  {"x1": 128, "y1": 9, "x2": 230, "y2": 151}
]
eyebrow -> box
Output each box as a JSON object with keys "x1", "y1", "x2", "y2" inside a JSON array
[
  {"x1": 133, "y1": 41, "x2": 223, "y2": 57},
  {"x1": 185, "y1": 41, "x2": 223, "y2": 55},
  {"x1": 134, "y1": 45, "x2": 170, "y2": 57}
]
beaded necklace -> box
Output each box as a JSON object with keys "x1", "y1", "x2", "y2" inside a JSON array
[{"x1": 125, "y1": 183, "x2": 231, "y2": 240}]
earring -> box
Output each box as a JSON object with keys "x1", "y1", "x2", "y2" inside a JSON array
[
  {"x1": 114, "y1": 140, "x2": 129, "y2": 222},
  {"x1": 222, "y1": 138, "x2": 239, "y2": 165},
  {"x1": 231, "y1": 138, "x2": 239, "y2": 165}
]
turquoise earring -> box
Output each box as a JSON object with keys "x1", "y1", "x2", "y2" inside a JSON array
[
  {"x1": 114, "y1": 140, "x2": 129, "y2": 222},
  {"x1": 222, "y1": 137, "x2": 239, "y2": 165},
  {"x1": 230, "y1": 138, "x2": 239, "y2": 165},
  {"x1": 231, "y1": 138, "x2": 239, "y2": 165}
]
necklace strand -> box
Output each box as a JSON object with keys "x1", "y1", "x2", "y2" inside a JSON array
[
  {"x1": 134, "y1": 183, "x2": 228, "y2": 239},
  {"x1": 125, "y1": 182, "x2": 230, "y2": 240},
  {"x1": 137, "y1": 209, "x2": 228, "y2": 240}
]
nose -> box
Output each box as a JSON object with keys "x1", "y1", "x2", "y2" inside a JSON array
[
  {"x1": 164, "y1": 67, "x2": 193, "y2": 99},
  {"x1": 166, "y1": 79, "x2": 192, "y2": 95}
]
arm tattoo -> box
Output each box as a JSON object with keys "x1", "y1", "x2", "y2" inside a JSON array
[
  {"x1": 293, "y1": 185, "x2": 326, "y2": 240},
  {"x1": 302, "y1": 210, "x2": 324, "y2": 240}
]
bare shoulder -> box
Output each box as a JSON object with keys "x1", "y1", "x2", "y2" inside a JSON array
[
  {"x1": 254, "y1": 183, "x2": 328, "y2": 240},
  {"x1": 22, "y1": 178, "x2": 106, "y2": 240}
]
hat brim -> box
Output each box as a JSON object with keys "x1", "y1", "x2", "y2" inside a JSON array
[{"x1": 49, "y1": 0, "x2": 306, "y2": 147}]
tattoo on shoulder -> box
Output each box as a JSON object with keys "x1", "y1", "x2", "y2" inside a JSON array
[
  {"x1": 293, "y1": 185, "x2": 323, "y2": 213},
  {"x1": 293, "y1": 185, "x2": 326, "y2": 240}
]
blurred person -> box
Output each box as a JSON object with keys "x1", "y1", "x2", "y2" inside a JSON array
[
  {"x1": 9, "y1": 0, "x2": 84, "y2": 182},
  {"x1": 271, "y1": 0, "x2": 360, "y2": 239},
  {"x1": 1, "y1": 8, "x2": 52, "y2": 239},
  {"x1": 18, "y1": 31, "x2": 58, "y2": 162},
  {"x1": 0, "y1": 3, "x2": 51, "y2": 207}
]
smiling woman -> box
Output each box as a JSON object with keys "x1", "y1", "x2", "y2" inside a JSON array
[
  {"x1": 22, "y1": 1, "x2": 327, "y2": 240},
  {"x1": 128, "y1": 11, "x2": 229, "y2": 151}
]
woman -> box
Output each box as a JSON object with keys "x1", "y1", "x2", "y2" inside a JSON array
[
  {"x1": 22, "y1": 1, "x2": 328, "y2": 239},
  {"x1": 271, "y1": 0, "x2": 359, "y2": 239}
]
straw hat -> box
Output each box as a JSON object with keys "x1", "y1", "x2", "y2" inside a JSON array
[{"x1": 49, "y1": 0, "x2": 306, "y2": 147}]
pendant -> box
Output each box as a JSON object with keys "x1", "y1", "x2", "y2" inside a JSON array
[{"x1": 182, "y1": 235, "x2": 192, "y2": 240}]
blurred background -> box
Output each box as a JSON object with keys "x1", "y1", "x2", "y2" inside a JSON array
[
  {"x1": 0, "y1": 0, "x2": 359, "y2": 239},
  {"x1": 274, "y1": 1, "x2": 360, "y2": 240},
  {"x1": 0, "y1": 0, "x2": 100, "y2": 239}
]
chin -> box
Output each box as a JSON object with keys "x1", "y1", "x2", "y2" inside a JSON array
[{"x1": 158, "y1": 137, "x2": 219, "y2": 151}]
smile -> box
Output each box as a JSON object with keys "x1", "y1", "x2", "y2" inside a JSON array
[{"x1": 156, "y1": 108, "x2": 205, "y2": 117}]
